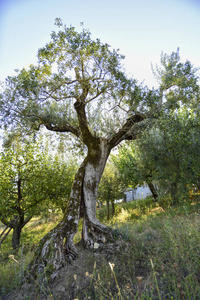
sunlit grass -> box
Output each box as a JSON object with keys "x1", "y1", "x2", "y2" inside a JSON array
[
  {"x1": 0, "y1": 214, "x2": 62, "y2": 297},
  {"x1": 0, "y1": 198, "x2": 200, "y2": 299},
  {"x1": 0, "y1": 214, "x2": 62, "y2": 256}
]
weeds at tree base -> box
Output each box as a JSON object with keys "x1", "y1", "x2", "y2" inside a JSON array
[{"x1": 8, "y1": 255, "x2": 53, "y2": 299}]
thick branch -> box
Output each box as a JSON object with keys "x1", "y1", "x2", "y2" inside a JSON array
[
  {"x1": 74, "y1": 101, "x2": 94, "y2": 146},
  {"x1": 0, "y1": 213, "x2": 19, "y2": 228},
  {"x1": 124, "y1": 117, "x2": 155, "y2": 141},
  {"x1": 44, "y1": 122, "x2": 80, "y2": 137},
  {"x1": 85, "y1": 90, "x2": 103, "y2": 104},
  {"x1": 108, "y1": 114, "x2": 144, "y2": 148}
]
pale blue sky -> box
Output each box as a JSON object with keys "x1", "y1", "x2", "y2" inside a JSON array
[{"x1": 0, "y1": 0, "x2": 200, "y2": 88}]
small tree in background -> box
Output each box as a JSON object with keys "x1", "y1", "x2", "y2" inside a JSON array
[
  {"x1": 113, "y1": 107, "x2": 200, "y2": 206},
  {"x1": 0, "y1": 136, "x2": 77, "y2": 249},
  {"x1": 112, "y1": 143, "x2": 158, "y2": 200},
  {"x1": 98, "y1": 162, "x2": 123, "y2": 220},
  {"x1": 137, "y1": 108, "x2": 200, "y2": 204}
]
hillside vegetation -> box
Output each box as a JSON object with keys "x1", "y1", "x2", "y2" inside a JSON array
[{"x1": 0, "y1": 197, "x2": 200, "y2": 299}]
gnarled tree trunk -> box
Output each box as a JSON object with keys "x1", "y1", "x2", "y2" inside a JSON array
[
  {"x1": 81, "y1": 138, "x2": 113, "y2": 248},
  {"x1": 28, "y1": 138, "x2": 114, "y2": 281},
  {"x1": 27, "y1": 105, "x2": 144, "y2": 281}
]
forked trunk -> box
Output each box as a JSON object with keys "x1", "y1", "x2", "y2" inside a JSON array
[
  {"x1": 28, "y1": 138, "x2": 113, "y2": 281},
  {"x1": 82, "y1": 138, "x2": 113, "y2": 248}
]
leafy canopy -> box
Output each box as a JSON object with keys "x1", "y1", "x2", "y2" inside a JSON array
[
  {"x1": 98, "y1": 161, "x2": 124, "y2": 204},
  {"x1": 0, "y1": 136, "x2": 77, "y2": 225},
  {"x1": 0, "y1": 21, "x2": 199, "y2": 151},
  {"x1": 0, "y1": 19, "x2": 138, "y2": 138}
]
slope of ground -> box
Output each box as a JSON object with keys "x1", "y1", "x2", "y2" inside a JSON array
[{"x1": 1, "y1": 198, "x2": 200, "y2": 299}]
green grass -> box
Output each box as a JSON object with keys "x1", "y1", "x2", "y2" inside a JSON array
[
  {"x1": 94, "y1": 198, "x2": 200, "y2": 299},
  {"x1": 0, "y1": 198, "x2": 200, "y2": 299},
  {"x1": 0, "y1": 215, "x2": 62, "y2": 298}
]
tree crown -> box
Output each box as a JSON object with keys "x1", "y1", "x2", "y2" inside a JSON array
[{"x1": 0, "y1": 22, "x2": 199, "y2": 149}]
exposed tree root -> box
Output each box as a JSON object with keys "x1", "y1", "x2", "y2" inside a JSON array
[{"x1": 82, "y1": 215, "x2": 114, "y2": 250}]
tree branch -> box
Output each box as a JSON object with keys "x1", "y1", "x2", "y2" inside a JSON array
[
  {"x1": 44, "y1": 122, "x2": 80, "y2": 137},
  {"x1": 23, "y1": 214, "x2": 33, "y2": 226},
  {"x1": 0, "y1": 213, "x2": 19, "y2": 228},
  {"x1": 0, "y1": 212, "x2": 10, "y2": 227},
  {"x1": 124, "y1": 117, "x2": 155, "y2": 140},
  {"x1": 74, "y1": 101, "x2": 95, "y2": 146},
  {"x1": 108, "y1": 114, "x2": 144, "y2": 148}
]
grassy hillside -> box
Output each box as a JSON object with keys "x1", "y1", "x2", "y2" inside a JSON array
[{"x1": 0, "y1": 197, "x2": 200, "y2": 299}]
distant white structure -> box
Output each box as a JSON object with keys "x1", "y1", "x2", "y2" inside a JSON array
[{"x1": 124, "y1": 185, "x2": 152, "y2": 201}]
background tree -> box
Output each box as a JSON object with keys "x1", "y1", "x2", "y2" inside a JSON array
[
  {"x1": 98, "y1": 162, "x2": 123, "y2": 220},
  {"x1": 136, "y1": 107, "x2": 200, "y2": 204},
  {"x1": 42, "y1": 151, "x2": 78, "y2": 214},
  {"x1": 112, "y1": 143, "x2": 158, "y2": 200},
  {"x1": 113, "y1": 106, "x2": 200, "y2": 205},
  {"x1": 0, "y1": 136, "x2": 76, "y2": 249},
  {"x1": 0, "y1": 19, "x2": 199, "y2": 279}
]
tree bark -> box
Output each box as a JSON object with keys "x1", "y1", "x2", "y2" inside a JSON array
[
  {"x1": 11, "y1": 215, "x2": 32, "y2": 250},
  {"x1": 28, "y1": 139, "x2": 113, "y2": 281},
  {"x1": 81, "y1": 138, "x2": 113, "y2": 248},
  {"x1": 147, "y1": 182, "x2": 158, "y2": 200},
  {"x1": 26, "y1": 109, "x2": 145, "y2": 281},
  {"x1": 27, "y1": 158, "x2": 86, "y2": 280},
  {"x1": 12, "y1": 224, "x2": 22, "y2": 250}
]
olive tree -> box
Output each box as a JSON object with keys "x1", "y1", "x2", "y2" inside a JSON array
[
  {"x1": 112, "y1": 142, "x2": 158, "y2": 200},
  {"x1": 113, "y1": 107, "x2": 200, "y2": 205},
  {"x1": 136, "y1": 108, "x2": 200, "y2": 204},
  {"x1": 0, "y1": 19, "x2": 199, "y2": 279}
]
